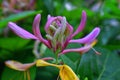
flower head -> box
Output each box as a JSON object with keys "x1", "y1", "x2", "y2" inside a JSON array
[
  {"x1": 44, "y1": 15, "x2": 74, "y2": 52},
  {"x1": 8, "y1": 10, "x2": 100, "y2": 55}
]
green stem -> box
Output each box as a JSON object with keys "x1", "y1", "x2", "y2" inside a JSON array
[
  {"x1": 55, "y1": 50, "x2": 59, "y2": 64},
  {"x1": 55, "y1": 53, "x2": 58, "y2": 64}
]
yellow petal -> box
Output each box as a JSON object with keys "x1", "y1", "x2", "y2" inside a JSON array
[
  {"x1": 36, "y1": 59, "x2": 59, "y2": 68},
  {"x1": 5, "y1": 60, "x2": 35, "y2": 71},
  {"x1": 59, "y1": 65, "x2": 79, "y2": 80},
  {"x1": 36, "y1": 60, "x2": 79, "y2": 80}
]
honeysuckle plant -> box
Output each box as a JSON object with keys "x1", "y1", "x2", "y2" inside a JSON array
[
  {"x1": 8, "y1": 11, "x2": 100, "y2": 57},
  {"x1": 7, "y1": 10, "x2": 100, "y2": 80}
]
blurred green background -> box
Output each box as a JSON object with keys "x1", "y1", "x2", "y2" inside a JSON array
[{"x1": 0, "y1": 0, "x2": 120, "y2": 80}]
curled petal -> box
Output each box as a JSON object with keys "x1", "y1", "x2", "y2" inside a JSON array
[
  {"x1": 61, "y1": 40, "x2": 100, "y2": 55},
  {"x1": 60, "y1": 45, "x2": 91, "y2": 54},
  {"x1": 44, "y1": 16, "x2": 63, "y2": 33},
  {"x1": 8, "y1": 22, "x2": 37, "y2": 39},
  {"x1": 36, "y1": 59, "x2": 53, "y2": 67},
  {"x1": 59, "y1": 65, "x2": 79, "y2": 80},
  {"x1": 5, "y1": 60, "x2": 35, "y2": 71},
  {"x1": 70, "y1": 27, "x2": 100, "y2": 44},
  {"x1": 44, "y1": 16, "x2": 57, "y2": 33},
  {"x1": 36, "y1": 59, "x2": 59, "y2": 68},
  {"x1": 33, "y1": 14, "x2": 51, "y2": 48},
  {"x1": 72, "y1": 11, "x2": 87, "y2": 37},
  {"x1": 66, "y1": 23, "x2": 73, "y2": 35}
]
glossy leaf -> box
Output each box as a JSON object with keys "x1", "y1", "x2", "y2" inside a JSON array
[{"x1": 0, "y1": 11, "x2": 42, "y2": 28}]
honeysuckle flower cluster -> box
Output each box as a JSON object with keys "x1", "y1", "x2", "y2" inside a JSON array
[
  {"x1": 8, "y1": 11, "x2": 100, "y2": 56},
  {"x1": 7, "y1": 10, "x2": 100, "y2": 80}
]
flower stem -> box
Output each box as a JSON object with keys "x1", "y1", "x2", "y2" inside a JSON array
[
  {"x1": 55, "y1": 53, "x2": 59, "y2": 64},
  {"x1": 55, "y1": 50, "x2": 60, "y2": 64}
]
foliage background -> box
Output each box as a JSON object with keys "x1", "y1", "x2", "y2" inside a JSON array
[{"x1": 0, "y1": 0, "x2": 120, "y2": 80}]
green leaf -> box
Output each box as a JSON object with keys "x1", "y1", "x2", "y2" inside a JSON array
[
  {"x1": 0, "y1": 11, "x2": 42, "y2": 28},
  {"x1": 101, "y1": 45, "x2": 120, "y2": 51},
  {"x1": 98, "y1": 26, "x2": 120, "y2": 45},
  {"x1": 97, "y1": 51, "x2": 120, "y2": 80},
  {"x1": 43, "y1": 0, "x2": 54, "y2": 14},
  {"x1": 0, "y1": 37, "x2": 30, "y2": 51},
  {"x1": 0, "y1": 50, "x2": 13, "y2": 61},
  {"x1": 36, "y1": 66, "x2": 59, "y2": 80},
  {"x1": 78, "y1": 47, "x2": 120, "y2": 80}
]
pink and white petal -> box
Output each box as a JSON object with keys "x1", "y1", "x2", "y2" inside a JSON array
[
  {"x1": 8, "y1": 22, "x2": 37, "y2": 39},
  {"x1": 70, "y1": 27, "x2": 100, "y2": 44},
  {"x1": 5, "y1": 60, "x2": 36, "y2": 71},
  {"x1": 60, "y1": 45, "x2": 91, "y2": 54},
  {"x1": 47, "y1": 14, "x2": 51, "y2": 20},
  {"x1": 72, "y1": 11, "x2": 87, "y2": 37},
  {"x1": 33, "y1": 14, "x2": 51, "y2": 48},
  {"x1": 66, "y1": 23, "x2": 73, "y2": 35}
]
